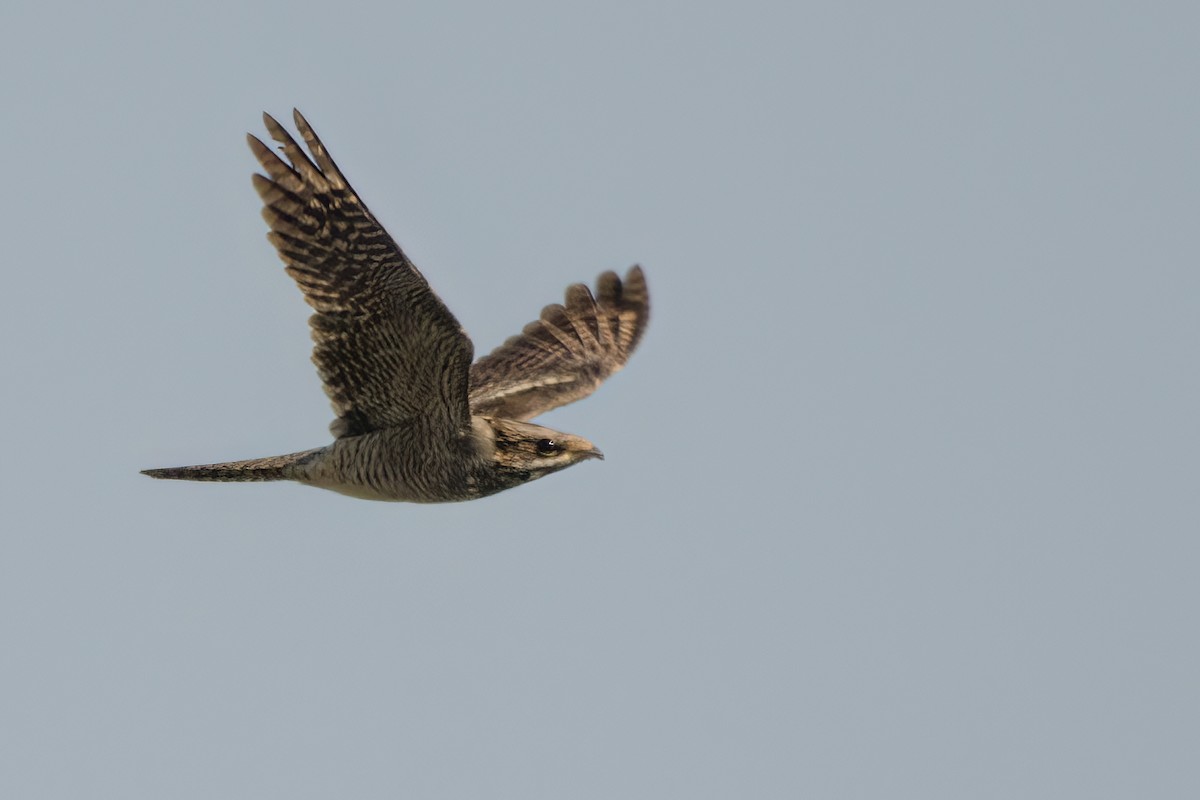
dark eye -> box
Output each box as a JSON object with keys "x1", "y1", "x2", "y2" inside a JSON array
[{"x1": 535, "y1": 438, "x2": 564, "y2": 456}]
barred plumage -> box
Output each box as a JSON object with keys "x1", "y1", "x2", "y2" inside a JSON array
[{"x1": 143, "y1": 110, "x2": 649, "y2": 502}]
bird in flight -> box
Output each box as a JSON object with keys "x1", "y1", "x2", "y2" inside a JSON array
[{"x1": 142, "y1": 110, "x2": 649, "y2": 502}]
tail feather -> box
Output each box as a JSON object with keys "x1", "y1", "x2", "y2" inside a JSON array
[{"x1": 141, "y1": 449, "x2": 320, "y2": 483}]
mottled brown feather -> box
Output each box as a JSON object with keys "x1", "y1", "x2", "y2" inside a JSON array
[
  {"x1": 468, "y1": 266, "x2": 650, "y2": 421},
  {"x1": 248, "y1": 110, "x2": 474, "y2": 439}
]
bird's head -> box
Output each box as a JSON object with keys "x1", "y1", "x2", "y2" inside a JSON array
[{"x1": 474, "y1": 416, "x2": 604, "y2": 485}]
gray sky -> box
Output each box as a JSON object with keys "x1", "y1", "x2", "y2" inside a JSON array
[{"x1": 2, "y1": 1, "x2": 1197, "y2": 798}]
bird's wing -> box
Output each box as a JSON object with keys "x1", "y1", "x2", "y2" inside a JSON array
[
  {"x1": 468, "y1": 266, "x2": 649, "y2": 421},
  {"x1": 249, "y1": 110, "x2": 473, "y2": 439}
]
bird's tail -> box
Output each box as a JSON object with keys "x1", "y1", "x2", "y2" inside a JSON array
[{"x1": 141, "y1": 449, "x2": 321, "y2": 483}]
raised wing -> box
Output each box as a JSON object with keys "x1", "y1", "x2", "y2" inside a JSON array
[
  {"x1": 468, "y1": 266, "x2": 649, "y2": 421},
  {"x1": 248, "y1": 110, "x2": 473, "y2": 439}
]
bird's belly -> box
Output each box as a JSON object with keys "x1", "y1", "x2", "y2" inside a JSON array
[
  {"x1": 294, "y1": 429, "x2": 480, "y2": 503},
  {"x1": 307, "y1": 477, "x2": 417, "y2": 502}
]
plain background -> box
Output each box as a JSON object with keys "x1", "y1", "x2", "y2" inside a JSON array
[{"x1": 2, "y1": 2, "x2": 1197, "y2": 798}]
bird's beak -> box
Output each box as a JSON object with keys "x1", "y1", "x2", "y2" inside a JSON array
[{"x1": 582, "y1": 447, "x2": 604, "y2": 461}]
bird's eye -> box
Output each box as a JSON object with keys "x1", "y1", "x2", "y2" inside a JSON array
[{"x1": 535, "y1": 438, "x2": 564, "y2": 456}]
